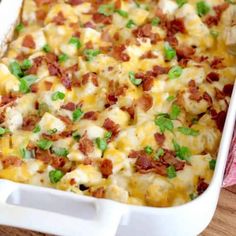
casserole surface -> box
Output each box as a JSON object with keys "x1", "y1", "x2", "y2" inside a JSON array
[{"x1": 0, "y1": 0, "x2": 235, "y2": 208}]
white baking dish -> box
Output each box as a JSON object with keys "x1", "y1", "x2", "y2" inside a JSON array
[{"x1": 0, "y1": 1, "x2": 235, "y2": 235}]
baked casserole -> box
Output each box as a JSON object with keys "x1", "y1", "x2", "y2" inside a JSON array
[{"x1": 0, "y1": 0, "x2": 235, "y2": 207}]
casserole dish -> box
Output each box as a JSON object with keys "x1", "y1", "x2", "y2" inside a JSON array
[{"x1": 0, "y1": 0, "x2": 235, "y2": 235}]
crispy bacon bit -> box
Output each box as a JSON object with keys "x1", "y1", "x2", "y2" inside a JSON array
[
  {"x1": 121, "y1": 104, "x2": 135, "y2": 120},
  {"x1": 2, "y1": 156, "x2": 22, "y2": 168},
  {"x1": 203, "y1": 92, "x2": 213, "y2": 105},
  {"x1": 68, "y1": 0, "x2": 84, "y2": 6},
  {"x1": 165, "y1": 34, "x2": 178, "y2": 48},
  {"x1": 29, "y1": 84, "x2": 38, "y2": 93},
  {"x1": 78, "y1": 133, "x2": 94, "y2": 155},
  {"x1": 84, "y1": 21, "x2": 96, "y2": 29},
  {"x1": 210, "y1": 57, "x2": 225, "y2": 69},
  {"x1": 128, "y1": 150, "x2": 146, "y2": 159},
  {"x1": 112, "y1": 44, "x2": 130, "y2": 62},
  {"x1": 52, "y1": 11, "x2": 66, "y2": 25},
  {"x1": 83, "y1": 111, "x2": 99, "y2": 120},
  {"x1": 206, "y1": 72, "x2": 219, "y2": 83},
  {"x1": 92, "y1": 13, "x2": 112, "y2": 25},
  {"x1": 82, "y1": 72, "x2": 98, "y2": 87},
  {"x1": 103, "y1": 118, "x2": 120, "y2": 138},
  {"x1": 61, "y1": 102, "x2": 76, "y2": 111},
  {"x1": 51, "y1": 156, "x2": 66, "y2": 169},
  {"x1": 212, "y1": 110, "x2": 227, "y2": 131},
  {"x1": 22, "y1": 114, "x2": 40, "y2": 131},
  {"x1": 168, "y1": 18, "x2": 186, "y2": 35},
  {"x1": 215, "y1": 88, "x2": 225, "y2": 100},
  {"x1": 197, "y1": 178, "x2": 209, "y2": 195},
  {"x1": 203, "y1": 15, "x2": 219, "y2": 27},
  {"x1": 137, "y1": 93, "x2": 153, "y2": 112},
  {"x1": 152, "y1": 65, "x2": 170, "y2": 76},
  {"x1": 45, "y1": 52, "x2": 58, "y2": 63},
  {"x1": 223, "y1": 84, "x2": 233, "y2": 97},
  {"x1": 44, "y1": 81, "x2": 53, "y2": 91},
  {"x1": 155, "y1": 7, "x2": 168, "y2": 28},
  {"x1": 176, "y1": 45, "x2": 195, "y2": 60},
  {"x1": 160, "y1": 150, "x2": 185, "y2": 171},
  {"x1": 0, "y1": 94, "x2": 18, "y2": 107},
  {"x1": 140, "y1": 50, "x2": 158, "y2": 59},
  {"x1": 61, "y1": 73, "x2": 72, "y2": 90},
  {"x1": 82, "y1": 157, "x2": 92, "y2": 165},
  {"x1": 142, "y1": 76, "x2": 154, "y2": 91},
  {"x1": 91, "y1": 187, "x2": 105, "y2": 198},
  {"x1": 22, "y1": 35, "x2": 36, "y2": 49},
  {"x1": 36, "y1": 9, "x2": 47, "y2": 22},
  {"x1": 154, "y1": 132, "x2": 165, "y2": 146},
  {"x1": 135, "y1": 153, "x2": 153, "y2": 171},
  {"x1": 100, "y1": 159, "x2": 113, "y2": 178},
  {"x1": 188, "y1": 80, "x2": 202, "y2": 102}
]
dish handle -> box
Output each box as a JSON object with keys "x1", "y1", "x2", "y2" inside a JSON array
[{"x1": 0, "y1": 180, "x2": 127, "y2": 236}]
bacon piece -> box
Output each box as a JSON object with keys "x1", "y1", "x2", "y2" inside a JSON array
[
  {"x1": 26, "y1": 56, "x2": 44, "y2": 75},
  {"x1": 223, "y1": 84, "x2": 233, "y2": 97},
  {"x1": 57, "y1": 115, "x2": 73, "y2": 125},
  {"x1": 22, "y1": 35, "x2": 36, "y2": 49},
  {"x1": 52, "y1": 11, "x2": 66, "y2": 25},
  {"x1": 78, "y1": 133, "x2": 94, "y2": 155},
  {"x1": 197, "y1": 178, "x2": 209, "y2": 195},
  {"x1": 215, "y1": 88, "x2": 225, "y2": 100},
  {"x1": 0, "y1": 94, "x2": 18, "y2": 107},
  {"x1": 61, "y1": 73, "x2": 72, "y2": 90},
  {"x1": 103, "y1": 118, "x2": 120, "y2": 138},
  {"x1": 68, "y1": 0, "x2": 84, "y2": 6},
  {"x1": 91, "y1": 187, "x2": 105, "y2": 198},
  {"x1": 36, "y1": 9, "x2": 47, "y2": 22},
  {"x1": 210, "y1": 57, "x2": 225, "y2": 69},
  {"x1": 2, "y1": 156, "x2": 22, "y2": 168},
  {"x1": 35, "y1": 149, "x2": 52, "y2": 164},
  {"x1": 84, "y1": 21, "x2": 96, "y2": 29},
  {"x1": 152, "y1": 65, "x2": 170, "y2": 76},
  {"x1": 51, "y1": 156, "x2": 66, "y2": 169},
  {"x1": 22, "y1": 114, "x2": 40, "y2": 131},
  {"x1": 168, "y1": 18, "x2": 186, "y2": 35},
  {"x1": 92, "y1": 13, "x2": 112, "y2": 25},
  {"x1": 112, "y1": 44, "x2": 130, "y2": 62},
  {"x1": 155, "y1": 7, "x2": 168, "y2": 28},
  {"x1": 206, "y1": 72, "x2": 219, "y2": 83},
  {"x1": 142, "y1": 76, "x2": 154, "y2": 91},
  {"x1": 135, "y1": 153, "x2": 153, "y2": 171},
  {"x1": 128, "y1": 150, "x2": 146, "y2": 159},
  {"x1": 44, "y1": 81, "x2": 53, "y2": 90},
  {"x1": 154, "y1": 132, "x2": 165, "y2": 146},
  {"x1": 188, "y1": 80, "x2": 202, "y2": 102},
  {"x1": 61, "y1": 102, "x2": 76, "y2": 111},
  {"x1": 137, "y1": 93, "x2": 153, "y2": 112},
  {"x1": 100, "y1": 159, "x2": 113, "y2": 178},
  {"x1": 121, "y1": 104, "x2": 135, "y2": 120},
  {"x1": 204, "y1": 15, "x2": 219, "y2": 27},
  {"x1": 203, "y1": 92, "x2": 213, "y2": 105},
  {"x1": 176, "y1": 45, "x2": 195, "y2": 60},
  {"x1": 140, "y1": 50, "x2": 158, "y2": 59},
  {"x1": 81, "y1": 72, "x2": 98, "y2": 87},
  {"x1": 45, "y1": 53, "x2": 58, "y2": 63},
  {"x1": 83, "y1": 111, "x2": 99, "y2": 120},
  {"x1": 165, "y1": 34, "x2": 178, "y2": 48},
  {"x1": 216, "y1": 110, "x2": 227, "y2": 131},
  {"x1": 160, "y1": 150, "x2": 185, "y2": 171}
]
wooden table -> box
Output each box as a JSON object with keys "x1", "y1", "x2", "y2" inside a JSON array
[{"x1": 1, "y1": 186, "x2": 236, "y2": 236}]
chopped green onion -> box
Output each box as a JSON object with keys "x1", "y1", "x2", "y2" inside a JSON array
[
  {"x1": 0, "y1": 127, "x2": 6, "y2": 136},
  {"x1": 72, "y1": 108, "x2": 84, "y2": 122},
  {"x1": 155, "y1": 115, "x2": 174, "y2": 133},
  {"x1": 168, "y1": 66, "x2": 182, "y2": 80},
  {"x1": 144, "y1": 146, "x2": 153, "y2": 154},
  {"x1": 33, "y1": 125, "x2": 41, "y2": 133},
  {"x1": 21, "y1": 59, "x2": 32, "y2": 70},
  {"x1": 42, "y1": 44, "x2": 51, "y2": 53},
  {"x1": 115, "y1": 9, "x2": 128, "y2": 18},
  {"x1": 167, "y1": 95, "x2": 175, "y2": 102},
  {"x1": 16, "y1": 23, "x2": 24, "y2": 32},
  {"x1": 176, "y1": 0, "x2": 187, "y2": 8},
  {"x1": 98, "y1": 4, "x2": 114, "y2": 16},
  {"x1": 49, "y1": 169, "x2": 64, "y2": 184},
  {"x1": 72, "y1": 131, "x2": 81, "y2": 140},
  {"x1": 164, "y1": 42, "x2": 176, "y2": 61},
  {"x1": 177, "y1": 127, "x2": 199, "y2": 136},
  {"x1": 83, "y1": 49, "x2": 101, "y2": 61},
  {"x1": 154, "y1": 148, "x2": 165, "y2": 160},
  {"x1": 210, "y1": 30, "x2": 219, "y2": 38},
  {"x1": 37, "y1": 139, "x2": 53, "y2": 150},
  {"x1": 20, "y1": 148, "x2": 33, "y2": 159},
  {"x1": 52, "y1": 147, "x2": 69, "y2": 157},
  {"x1": 38, "y1": 102, "x2": 50, "y2": 116},
  {"x1": 209, "y1": 159, "x2": 216, "y2": 170},
  {"x1": 104, "y1": 131, "x2": 112, "y2": 140},
  {"x1": 189, "y1": 192, "x2": 198, "y2": 200},
  {"x1": 134, "y1": 0, "x2": 141, "y2": 7},
  {"x1": 19, "y1": 75, "x2": 38, "y2": 93},
  {"x1": 58, "y1": 53, "x2": 69, "y2": 63},
  {"x1": 129, "y1": 71, "x2": 142, "y2": 86},
  {"x1": 126, "y1": 19, "x2": 136, "y2": 28},
  {"x1": 172, "y1": 140, "x2": 190, "y2": 161},
  {"x1": 196, "y1": 1, "x2": 210, "y2": 17},
  {"x1": 9, "y1": 61, "x2": 23, "y2": 78},
  {"x1": 170, "y1": 104, "x2": 181, "y2": 120},
  {"x1": 47, "y1": 128, "x2": 58, "y2": 135},
  {"x1": 69, "y1": 37, "x2": 82, "y2": 49},
  {"x1": 96, "y1": 137, "x2": 107, "y2": 151},
  {"x1": 151, "y1": 17, "x2": 160, "y2": 26},
  {"x1": 167, "y1": 165, "x2": 177, "y2": 178},
  {"x1": 51, "y1": 91, "x2": 65, "y2": 101}
]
